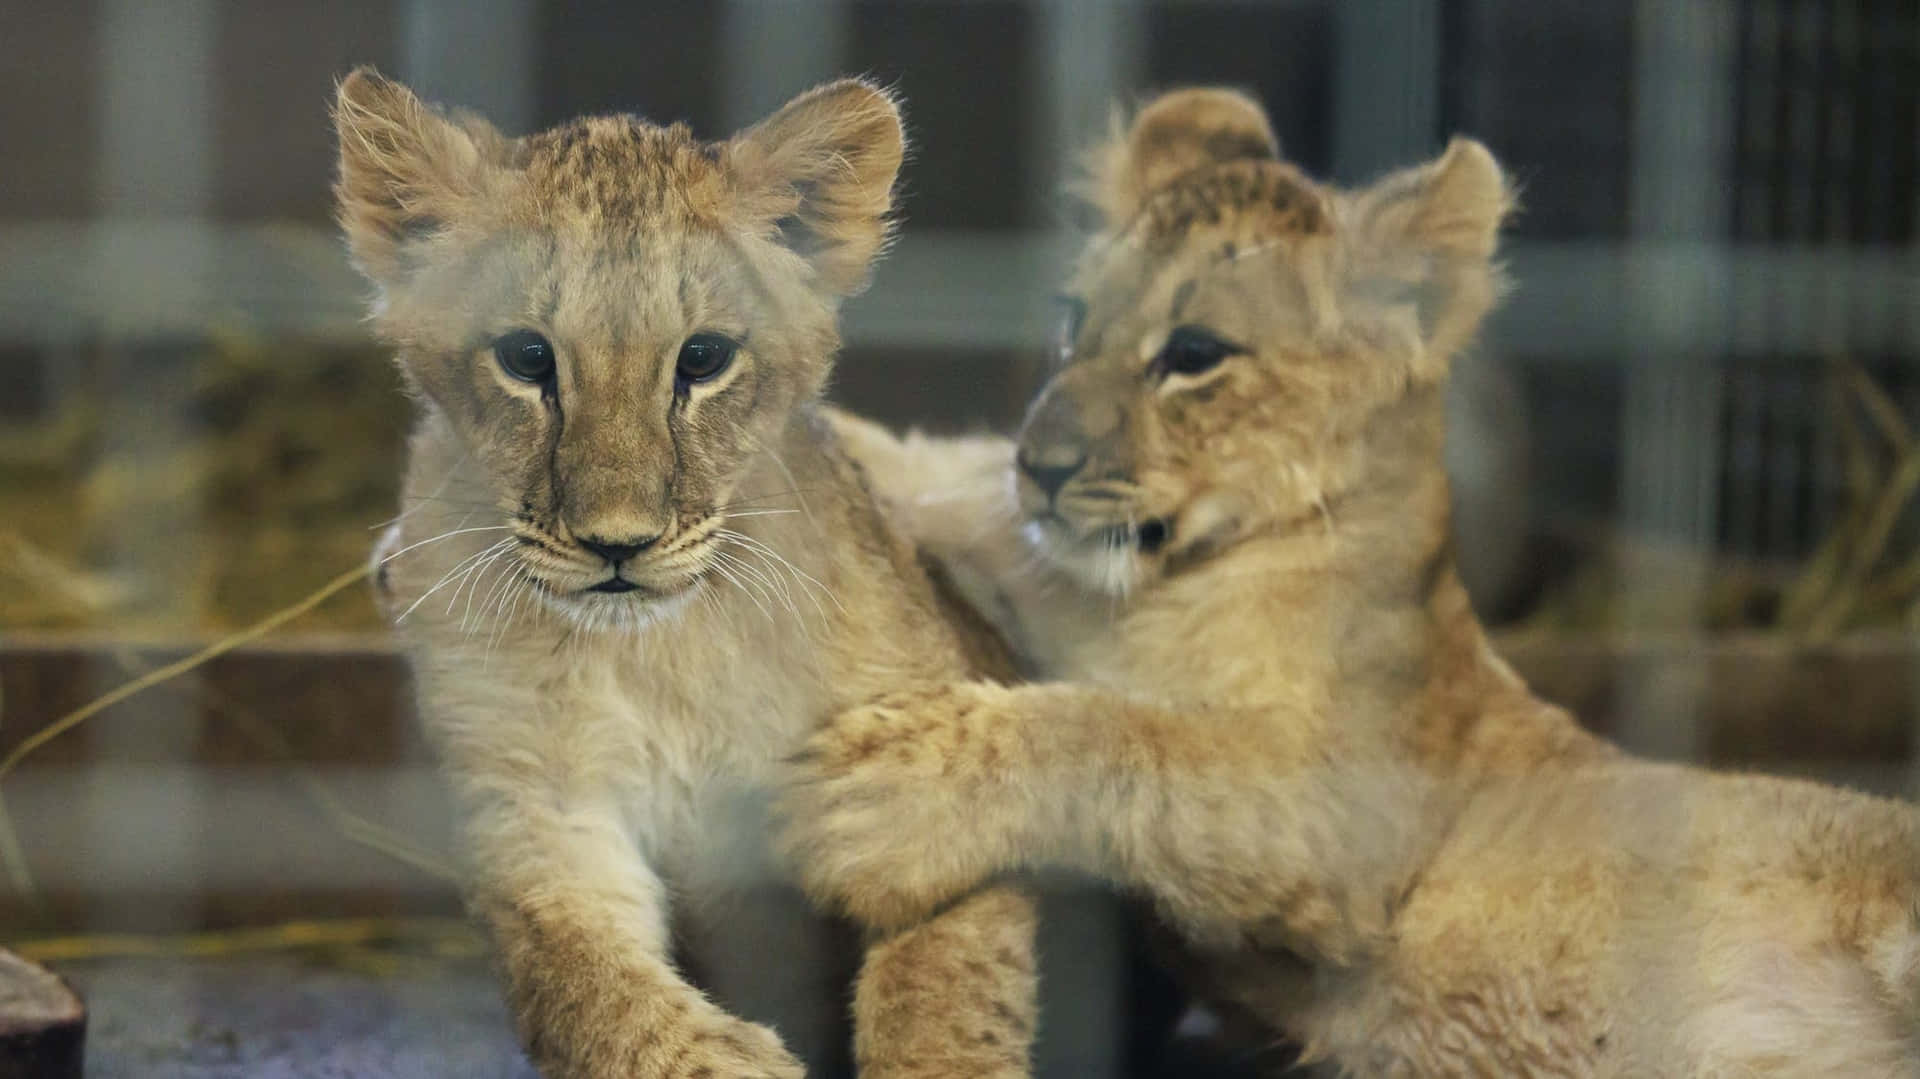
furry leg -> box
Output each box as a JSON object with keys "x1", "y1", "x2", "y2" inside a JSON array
[{"x1": 853, "y1": 885, "x2": 1040, "y2": 1079}]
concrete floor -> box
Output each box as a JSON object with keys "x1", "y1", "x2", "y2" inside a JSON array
[
  {"x1": 44, "y1": 916, "x2": 1264, "y2": 1078},
  {"x1": 58, "y1": 955, "x2": 534, "y2": 1079}
]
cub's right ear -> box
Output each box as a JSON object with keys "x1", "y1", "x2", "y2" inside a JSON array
[{"x1": 332, "y1": 66, "x2": 499, "y2": 287}]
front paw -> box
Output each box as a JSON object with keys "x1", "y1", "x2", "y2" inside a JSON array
[
  {"x1": 659, "y1": 1010, "x2": 803, "y2": 1079},
  {"x1": 779, "y1": 692, "x2": 1017, "y2": 931},
  {"x1": 525, "y1": 990, "x2": 801, "y2": 1079}
]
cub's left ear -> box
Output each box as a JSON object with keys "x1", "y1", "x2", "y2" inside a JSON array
[
  {"x1": 1344, "y1": 137, "x2": 1515, "y2": 371},
  {"x1": 728, "y1": 79, "x2": 906, "y2": 297}
]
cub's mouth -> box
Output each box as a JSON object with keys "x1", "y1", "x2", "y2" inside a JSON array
[
  {"x1": 1108, "y1": 518, "x2": 1171, "y2": 555},
  {"x1": 1036, "y1": 513, "x2": 1174, "y2": 556},
  {"x1": 1021, "y1": 508, "x2": 1177, "y2": 596},
  {"x1": 544, "y1": 564, "x2": 709, "y2": 602}
]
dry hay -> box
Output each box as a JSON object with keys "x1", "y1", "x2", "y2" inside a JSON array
[
  {"x1": 0, "y1": 335, "x2": 408, "y2": 633},
  {"x1": 1515, "y1": 358, "x2": 1918, "y2": 639}
]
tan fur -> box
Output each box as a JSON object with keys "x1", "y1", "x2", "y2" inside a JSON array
[
  {"x1": 786, "y1": 89, "x2": 1920, "y2": 1076},
  {"x1": 336, "y1": 68, "x2": 1036, "y2": 1079}
]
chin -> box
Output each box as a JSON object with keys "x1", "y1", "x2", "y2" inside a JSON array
[
  {"x1": 534, "y1": 577, "x2": 703, "y2": 633},
  {"x1": 1021, "y1": 518, "x2": 1146, "y2": 597}
]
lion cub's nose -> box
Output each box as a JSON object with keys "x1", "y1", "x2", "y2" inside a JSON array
[
  {"x1": 1016, "y1": 446, "x2": 1086, "y2": 501},
  {"x1": 578, "y1": 534, "x2": 660, "y2": 565}
]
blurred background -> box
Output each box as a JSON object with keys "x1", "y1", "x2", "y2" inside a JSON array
[{"x1": 0, "y1": 1, "x2": 1915, "y2": 1075}]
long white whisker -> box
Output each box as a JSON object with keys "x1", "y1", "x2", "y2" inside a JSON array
[
  {"x1": 751, "y1": 438, "x2": 819, "y2": 529},
  {"x1": 697, "y1": 572, "x2": 743, "y2": 639},
  {"x1": 710, "y1": 549, "x2": 780, "y2": 622},
  {"x1": 716, "y1": 529, "x2": 845, "y2": 616},
  {"x1": 467, "y1": 554, "x2": 524, "y2": 637},
  {"x1": 486, "y1": 571, "x2": 533, "y2": 658},
  {"x1": 395, "y1": 538, "x2": 515, "y2": 623},
  {"x1": 717, "y1": 543, "x2": 800, "y2": 620},
  {"x1": 452, "y1": 544, "x2": 514, "y2": 625},
  {"x1": 379, "y1": 525, "x2": 511, "y2": 565},
  {"x1": 728, "y1": 539, "x2": 826, "y2": 626},
  {"x1": 715, "y1": 560, "x2": 774, "y2": 623}
]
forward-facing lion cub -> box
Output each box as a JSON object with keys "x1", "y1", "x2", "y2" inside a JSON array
[
  {"x1": 787, "y1": 90, "x2": 1920, "y2": 1076},
  {"x1": 333, "y1": 69, "x2": 1037, "y2": 1079}
]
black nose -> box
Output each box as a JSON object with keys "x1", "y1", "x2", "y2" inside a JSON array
[
  {"x1": 578, "y1": 534, "x2": 660, "y2": 564},
  {"x1": 1016, "y1": 447, "x2": 1086, "y2": 500}
]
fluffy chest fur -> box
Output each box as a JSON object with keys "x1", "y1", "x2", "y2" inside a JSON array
[{"x1": 388, "y1": 411, "x2": 849, "y2": 874}]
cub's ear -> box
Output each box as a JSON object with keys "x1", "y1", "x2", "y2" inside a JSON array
[
  {"x1": 332, "y1": 66, "x2": 502, "y2": 287},
  {"x1": 1343, "y1": 137, "x2": 1515, "y2": 369},
  {"x1": 728, "y1": 79, "x2": 906, "y2": 297},
  {"x1": 1082, "y1": 87, "x2": 1279, "y2": 223}
]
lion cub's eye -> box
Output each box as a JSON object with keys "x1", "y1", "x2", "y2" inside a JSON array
[
  {"x1": 1154, "y1": 325, "x2": 1241, "y2": 378},
  {"x1": 676, "y1": 332, "x2": 738, "y2": 388},
  {"x1": 493, "y1": 330, "x2": 556, "y2": 383}
]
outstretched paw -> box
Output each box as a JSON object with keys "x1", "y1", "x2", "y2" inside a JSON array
[{"x1": 780, "y1": 687, "x2": 1023, "y2": 931}]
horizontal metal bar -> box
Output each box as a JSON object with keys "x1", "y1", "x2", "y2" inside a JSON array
[{"x1": 0, "y1": 223, "x2": 1913, "y2": 361}]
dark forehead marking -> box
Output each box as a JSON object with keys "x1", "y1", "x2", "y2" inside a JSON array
[
  {"x1": 1132, "y1": 161, "x2": 1330, "y2": 250},
  {"x1": 522, "y1": 115, "x2": 714, "y2": 220}
]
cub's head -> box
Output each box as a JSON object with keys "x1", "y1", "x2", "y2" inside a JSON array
[
  {"x1": 334, "y1": 69, "x2": 902, "y2": 617},
  {"x1": 1020, "y1": 88, "x2": 1512, "y2": 593}
]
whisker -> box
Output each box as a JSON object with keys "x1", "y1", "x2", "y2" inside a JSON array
[
  {"x1": 719, "y1": 546, "x2": 799, "y2": 621},
  {"x1": 713, "y1": 486, "x2": 831, "y2": 513},
  {"x1": 453, "y1": 544, "x2": 515, "y2": 628},
  {"x1": 728, "y1": 540, "x2": 826, "y2": 627},
  {"x1": 708, "y1": 556, "x2": 774, "y2": 623},
  {"x1": 711, "y1": 548, "x2": 784, "y2": 622},
  {"x1": 485, "y1": 570, "x2": 534, "y2": 659},
  {"x1": 716, "y1": 529, "x2": 845, "y2": 617},
  {"x1": 379, "y1": 525, "x2": 511, "y2": 566},
  {"x1": 697, "y1": 576, "x2": 741, "y2": 639},
  {"x1": 747, "y1": 436, "x2": 820, "y2": 528},
  {"x1": 467, "y1": 554, "x2": 524, "y2": 636},
  {"x1": 395, "y1": 538, "x2": 514, "y2": 624}
]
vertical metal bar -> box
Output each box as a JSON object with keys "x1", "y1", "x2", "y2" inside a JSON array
[
  {"x1": 1025, "y1": 10, "x2": 1144, "y2": 1074},
  {"x1": 719, "y1": 0, "x2": 850, "y2": 132},
  {"x1": 1614, "y1": 0, "x2": 1738, "y2": 760},
  {"x1": 87, "y1": 0, "x2": 217, "y2": 932},
  {"x1": 1031, "y1": 0, "x2": 1143, "y2": 221},
  {"x1": 400, "y1": 0, "x2": 538, "y2": 134},
  {"x1": 1333, "y1": 0, "x2": 1441, "y2": 183}
]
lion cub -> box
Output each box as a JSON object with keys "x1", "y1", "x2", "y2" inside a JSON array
[
  {"x1": 334, "y1": 70, "x2": 1036, "y2": 1079},
  {"x1": 788, "y1": 90, "x2": 1920, "y2": 1076}
]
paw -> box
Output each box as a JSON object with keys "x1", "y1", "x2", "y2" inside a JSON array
[
  {"x1": 779, "y1": 695, "x2": 1013, "y2": 931},
  {"x1": 663, "y1": 1011, "x2": 803, "y2": 1079}
]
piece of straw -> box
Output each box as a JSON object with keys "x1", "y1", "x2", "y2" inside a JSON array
[{"x1": 0, "y1": 564, "x2": 370, "y2": 783}]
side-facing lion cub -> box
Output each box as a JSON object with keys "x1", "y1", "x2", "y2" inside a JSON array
[
  {"x1": 788, "y1": 89, "x2": 1920, "y2": 1076},
  {"x1": 333, "y1": 69, "x2": 1037, "y2": 1079}
]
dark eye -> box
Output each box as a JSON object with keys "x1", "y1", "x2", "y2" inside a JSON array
[
  {"x1": 1154, "y1": 325, "x2": 1240, "y2": 378},
  {"x1": 493, "y1": 330, "x2": 555, "y2": 383},
  {"x1": 676, "y1": 333, "x2": 738, "y2": 387},
  {"x1": 1053, "y1": 296, "x2": 1087, "y2": 360}
]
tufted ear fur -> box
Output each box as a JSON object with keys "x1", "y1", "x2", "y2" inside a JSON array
[
  {"x1": 1343, "y1": 137, "x2": 1515, "y2": 371},
  {"x1": 1080, "y1": 88, "x2": 1280, "y2": 223},
  {"x1": 332, "y1": 66, "x2": 506, "y2": 289},
  {"x1": 727, "y1": 79, "x2": 906, "y2": 297}
]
